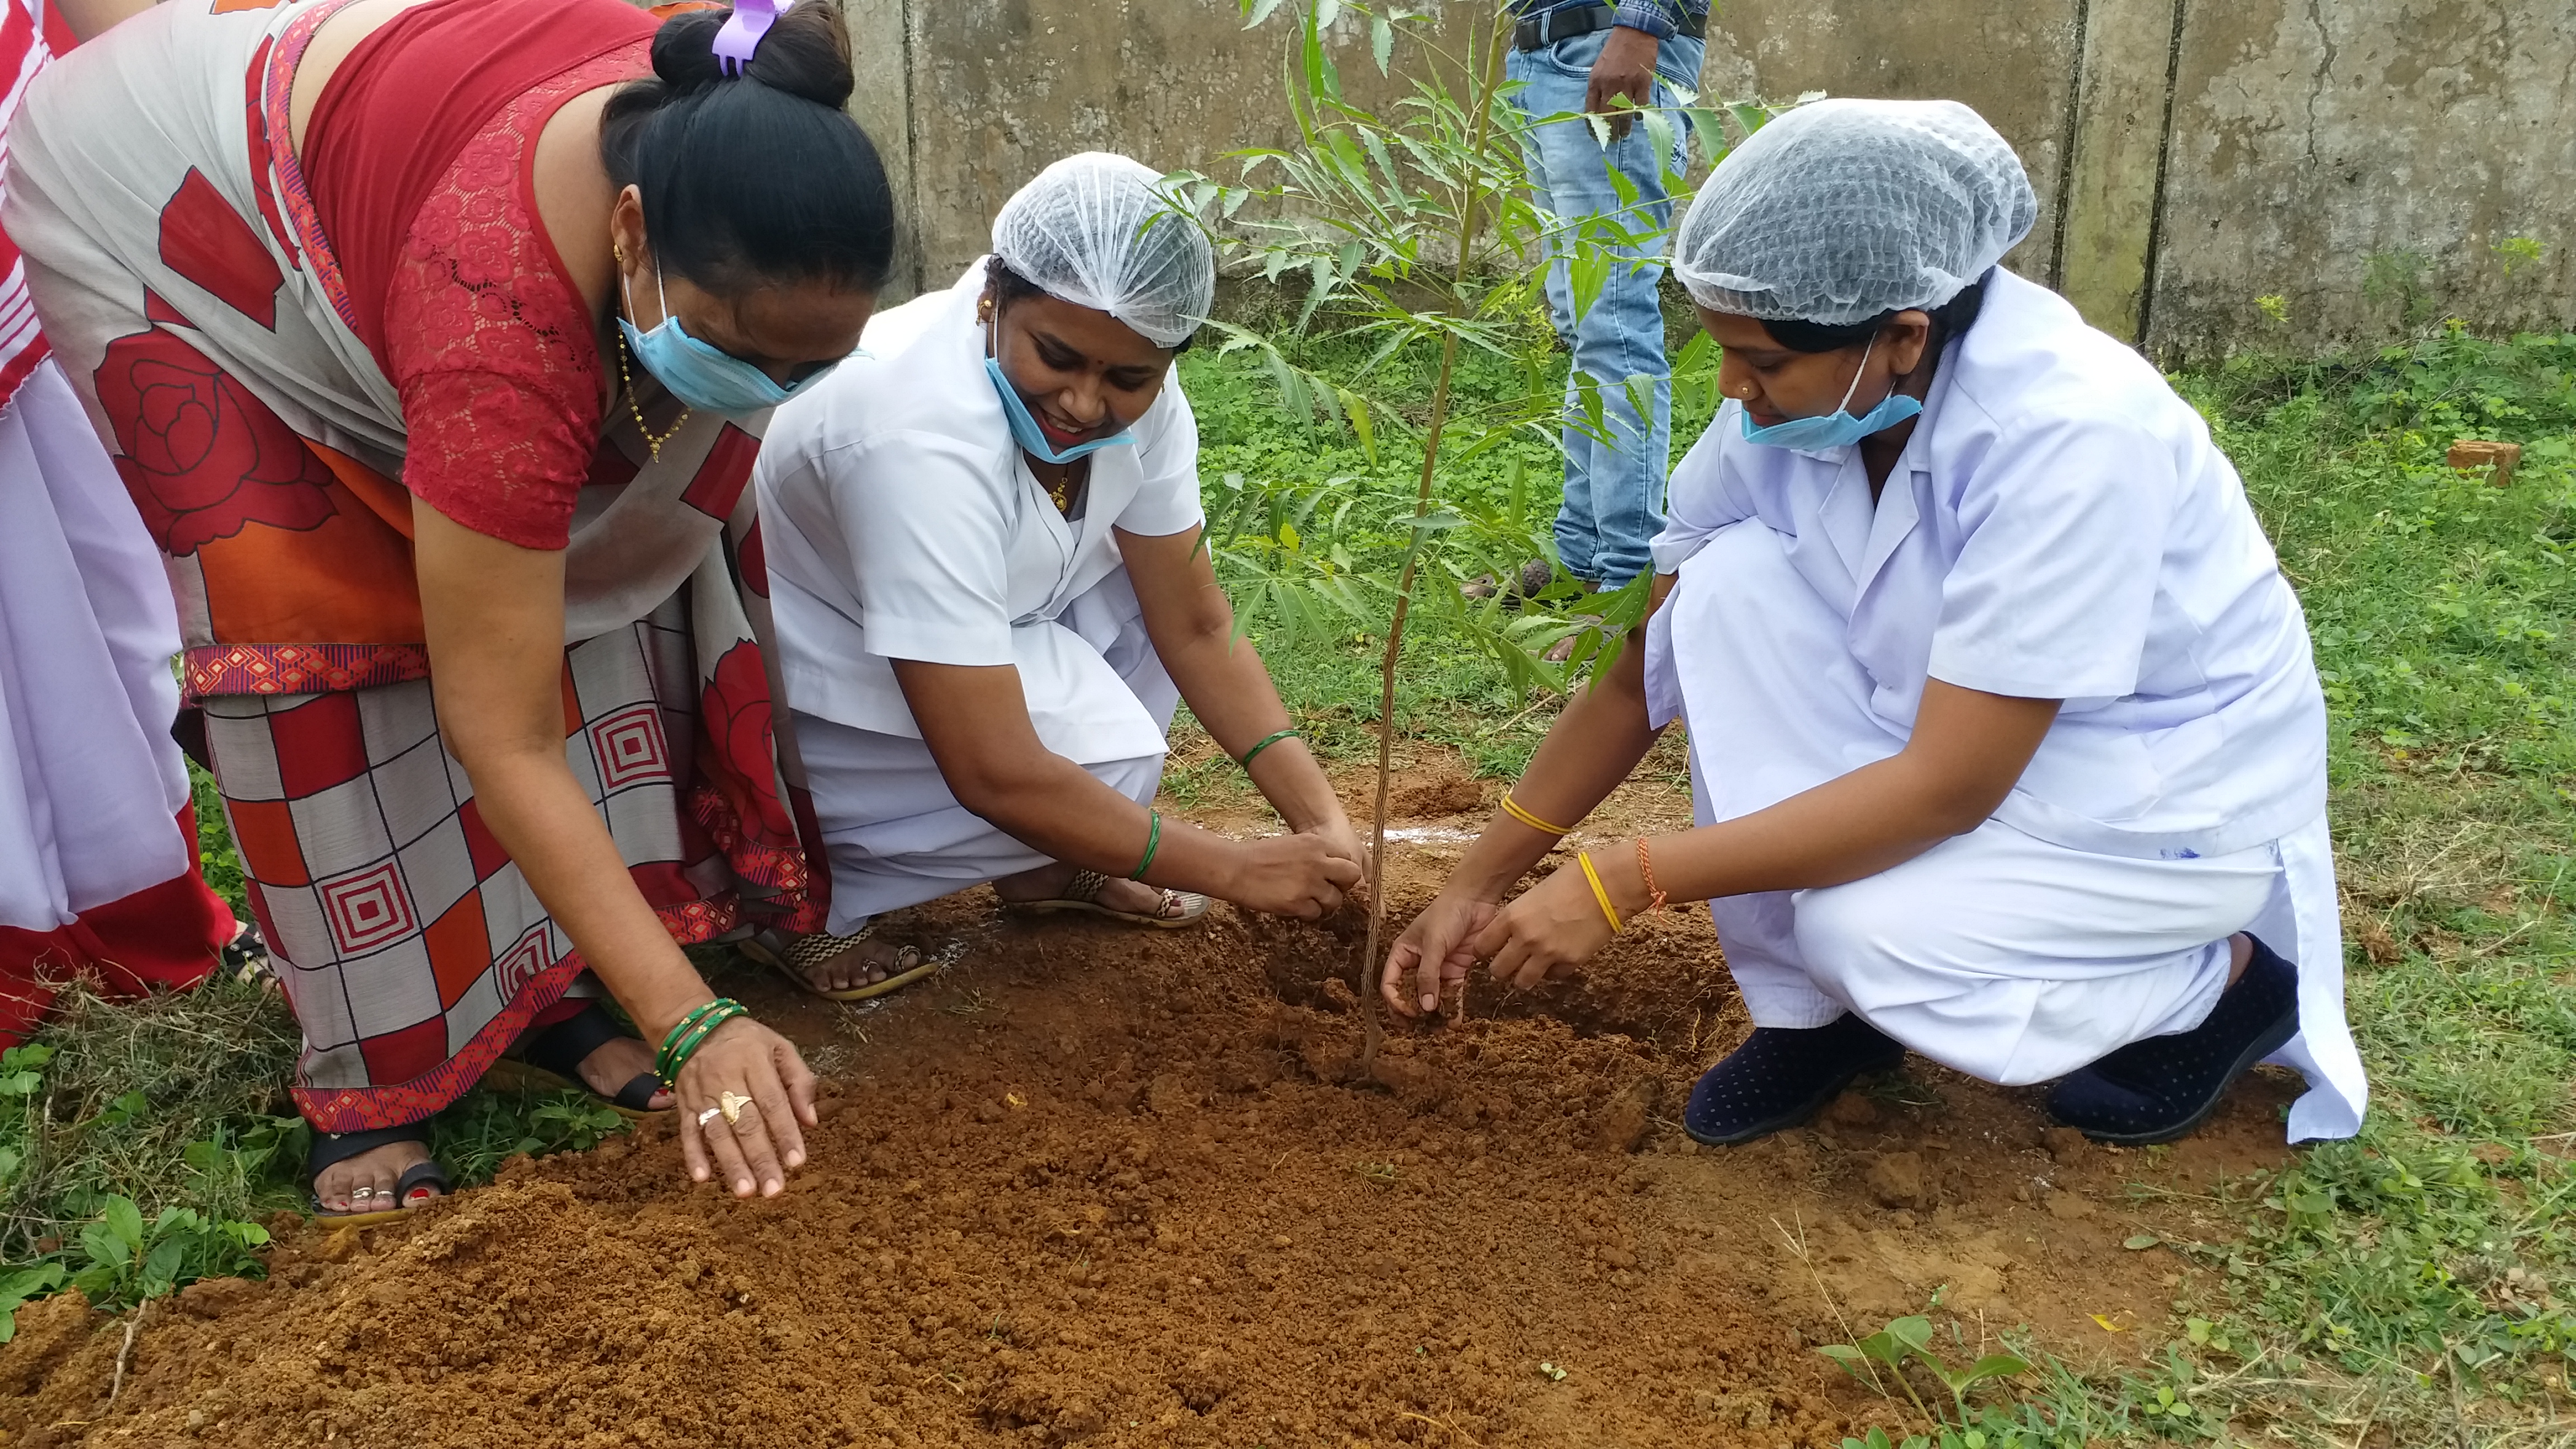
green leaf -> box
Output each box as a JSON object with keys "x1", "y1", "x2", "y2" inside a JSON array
[
  {"x1": 98, "y1": 1089, "x2": 149, "y2": 1127},
  {"x1": 2123, "y1": 1233, "x2": 2162, "y2": 1249},
  {"x1": 1959, "y1": 1353, "x2": 2029, "y2": 1384},
  {"x1": 1314, "y1": 0, "x2": 1341, "y2": 27},
  {"x1": 1641, "y1": 108, "x2": 1678, "y2": 174},
  {"x1": 1337, "y1": 388, "x2": 1378, "y2": 467},
  {"x1": 103, "y1": 1196, "x2": 145, "y2": 1253},
  {"x1": 140, "y1": 1238, "x2": 184, "y2": 1300},
  {"x1": 79, "y1": 1220, "x2": 127, "y2": 1271},
  {"x1": 0, "y1": 1263, "x2": 65, "y2": 1342},
  {"x1": 1240, "y1": 0, "x2": 1284, "y2": 25},
  {"x1": 1369, "y1": 12, "x2": 1392, "y2": 74},
  {"x1": 1567, "y1": 247, "x2": 1611, "y2": 325},
  {"x1": 1886, "y1": 1316, "x2": 1935, "y2": 1353}
]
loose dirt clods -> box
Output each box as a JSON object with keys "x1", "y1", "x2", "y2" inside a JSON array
[{"x1": 0, "y1": 761, "x2": 2303, "y2": 1447}]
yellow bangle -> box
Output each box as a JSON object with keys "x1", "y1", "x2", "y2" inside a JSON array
[
  {"x1": 1578, "y1": 851, "x2": 1624, "y2": 934},
  {"x1": 1500, "y1": 791, "x2": 1575, "y2": 837}
]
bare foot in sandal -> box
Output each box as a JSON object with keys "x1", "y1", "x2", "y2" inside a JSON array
[
  {"x1": 311, "y1": 1138, "x2": 442, "y2": 1216},
  {"x1": 995, "y1": 861, "x2": 1201, "y2": 922},
  {"x1": 793, "y1": 936, "x2": 921, "y2": 995},
  {"x1": 575, "y1": 1036, "x2": 674, "y2": 1111}
]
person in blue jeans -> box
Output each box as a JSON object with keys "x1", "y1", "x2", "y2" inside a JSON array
[{"x1": 1507, "y1": 1, "x2": 1707, "y2": 596}]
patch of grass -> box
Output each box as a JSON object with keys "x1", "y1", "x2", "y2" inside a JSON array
[
  {"x1": 0, "y1": 969, "x2": 628, "y2": 1309},
  {"x1": 0, "y1": 974, "x2": 303, "y2": 1267}
]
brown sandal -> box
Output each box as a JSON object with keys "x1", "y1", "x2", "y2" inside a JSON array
[
  {"x1": 1008, "y1": 869, "x2": 1211, "y2": 929},
  {"x1": 738, "y1": 922, "x2": 937, "y2": 1002}
]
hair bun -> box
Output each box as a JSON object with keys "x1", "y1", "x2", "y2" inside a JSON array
[{"x1": 650, "y1": 2, "x2": 853, "y2": 110}]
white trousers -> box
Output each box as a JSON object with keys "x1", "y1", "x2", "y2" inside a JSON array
[
  {"x1": 794, "y1": 719, "x2": 1163, "y2": 935},
  {"x1": 1712, "y1": 812, "x2": 2268, "y2": 1084},
  {"x1": 0, "y1": 361, "x2": 193, "y2": 931},
  {"x1": 1658, "y1": 518, "x2": 2367, "y2": 1140},
  {"x1": 793, "y1": 574, "x2": 1178, "y2": 936}
]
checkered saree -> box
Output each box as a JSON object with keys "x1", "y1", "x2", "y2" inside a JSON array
[{"x1": 7, "y1": 0, "x2": 827, "y2": 1131}]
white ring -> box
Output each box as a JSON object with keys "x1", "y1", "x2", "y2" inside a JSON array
[{"x1": 697, "y1": 1106, "x2": 722, "y2": 1127}]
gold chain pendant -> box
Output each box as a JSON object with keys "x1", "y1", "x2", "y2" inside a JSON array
[{"x1": 616, "y1": 331, "x2": 690, "y2": 461}]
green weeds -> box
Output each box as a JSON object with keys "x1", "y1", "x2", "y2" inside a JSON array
[{"x1": 0, "y1": 968, "x2": 629, "y2": 1318}]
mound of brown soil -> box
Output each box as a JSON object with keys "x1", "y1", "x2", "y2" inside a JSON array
[{"x1": 0, "y1": 759, "x2": 2298, "y2": 1448}]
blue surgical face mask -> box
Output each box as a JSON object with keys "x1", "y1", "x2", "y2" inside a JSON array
[
  {"x1": 618, "y1": 260, "x2": 833, "y2": 419},
  {"x1": 984, "y1": 306, "x2": 1134, "y2": 464},
  {"x1": 1736, "y1": 330, "x2": 1924, "y2": 451}
]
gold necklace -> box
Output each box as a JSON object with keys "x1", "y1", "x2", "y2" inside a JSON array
[
  {"x1": 616, "y1": 330, "x2": 690, "y2": 461},
  {"x1": 1038, "y1": 461, "x2": 1079, "y2": 513}
]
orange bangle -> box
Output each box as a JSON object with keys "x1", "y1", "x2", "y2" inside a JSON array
[{"x1": 1636, "y1": 838, "x2": 1668, "y2": 914}]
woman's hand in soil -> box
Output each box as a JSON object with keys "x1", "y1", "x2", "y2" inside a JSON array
[
  {"x1": 1381, "y1": 891, "x2": 1498, "y2": 1017},
  {"x1": 1300, "y1": 816, "x2": 1370, "y2": 883},
  {"x1": 675, "y1": 1016, "x2": 820, "y2": 1198},
  {"x1": 1468, "y1": 861, "x2": 1615, "y2": 993},
  {"x1": 1223, "y1": 832, "x2": 1363, "y2": 919}
]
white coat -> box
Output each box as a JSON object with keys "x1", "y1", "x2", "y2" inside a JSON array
[
  {"x1": 758, "y1": 259, "x2": 1204, "y2": 766},
  {"x1": 756, "y1": 262, "x2": 1204, "y2": 929},
  {"x1": 1642, "y1": 269, "x2": 2367, "y2": 1142}
]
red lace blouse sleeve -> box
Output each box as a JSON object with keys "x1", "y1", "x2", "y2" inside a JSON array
[{"x1": 379, "y1": 63, "x2": 624, "y2": 551}]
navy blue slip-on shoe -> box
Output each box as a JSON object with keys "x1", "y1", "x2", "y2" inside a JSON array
[
  {"x1": 2047, "y1": 934, "x2": 2300, "y2": 1146},
  {"x1": 1682, "y1": 1014, "x2": 1907, "y2": 1147}
]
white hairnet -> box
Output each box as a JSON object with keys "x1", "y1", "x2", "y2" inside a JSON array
[
  {"x1": 990, "y1": 152, "x2": 1215, "y2": 349},
  {"x1": 1671, "y1": 99, "x2": 2037, "y2": 325}
]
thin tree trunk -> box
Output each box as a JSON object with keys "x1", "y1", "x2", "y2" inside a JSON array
[
  {"x1": 1354, "y1": 16, "x2": 1509, "y2": 1076},
  {"x1": 1356, "y1": 331, "x2": 1460, "y2": 1074}
]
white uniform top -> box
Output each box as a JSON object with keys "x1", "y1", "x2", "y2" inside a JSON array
[
  {"x1": 757, "y1": 260, "x2": 1206, "y2": 764},
  {"x1": 1646, "y1": 269, "x2": 2328, "y2": 864}
]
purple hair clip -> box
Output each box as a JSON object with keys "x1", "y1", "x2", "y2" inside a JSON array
[{"x1": 712, "y1": 0, "x2": 787, "y2": 77}]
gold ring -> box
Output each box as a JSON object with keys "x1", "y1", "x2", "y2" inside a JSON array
[{"x1": 718, "y1": 1091, "x2": 752, "y2": 1125}]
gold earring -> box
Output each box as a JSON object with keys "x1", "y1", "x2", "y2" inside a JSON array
[{"x1": 613, "y1": 244, "x2": 628, "y2": 265}]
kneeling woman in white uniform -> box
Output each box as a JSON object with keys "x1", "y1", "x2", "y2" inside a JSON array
[
  {"x1": 1382, "y1": 101, "x2": 2367, "y2": 1147},
  {"x1": 756, "y1": 153, "x2": 1364, "y2": 997}
]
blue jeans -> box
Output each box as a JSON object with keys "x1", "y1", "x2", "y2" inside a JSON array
[{"x1": 1506, "y1": 27, "x2": 1703, "y2": 587}]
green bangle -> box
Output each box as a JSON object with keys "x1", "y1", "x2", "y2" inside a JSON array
[
  {"x1": 1237, "y1": 727, "x2": 1303, "y2": 769},
  {"x1": 658, "y1": 1010, "x2": 738, "y2": 1087},
  {"x1": 656, "y1": 998, "x2": 747, "y2": 1086},
  {"x1": 655, "y1": 1000, "x2": 730, "y2": 1072},
  {"x1": 1129, "y1": 809, "x2": 1162, "y2": 881}
]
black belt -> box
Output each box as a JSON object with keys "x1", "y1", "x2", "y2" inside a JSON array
[{"x1": 1512, "y1": 3, "x2": 1704, "y2": 51}]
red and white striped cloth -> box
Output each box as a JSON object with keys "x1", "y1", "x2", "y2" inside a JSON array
[{"x1": 0, "y1": 0, "x2": 72, "y2": 408}]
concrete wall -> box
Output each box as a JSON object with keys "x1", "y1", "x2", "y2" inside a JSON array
[
  {"x1": 2148, "y1": 0, "x2": 2576, "y2": 356},
  {"x1": 840, "y1": 0, "x2": 2576, "y2": 358}
]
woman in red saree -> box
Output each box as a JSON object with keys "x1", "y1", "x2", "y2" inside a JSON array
[{"x1": 7, "y1": 0, "x2": 893, "y2": 1216}]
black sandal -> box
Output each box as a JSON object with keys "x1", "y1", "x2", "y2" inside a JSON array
[
  {"x1": 308, "y1": 1122, "x2": 449, "y2": 1226},
  {"x1": 2047, "y1": 935, "x2": 2301, "y2": 1145},
  {"x1": 481, "y1": 1001, "x2": 671, "y2": 1119},
  {"x1": 1680, "y1": 1015, "x2": 1907, "y2": 1147}
]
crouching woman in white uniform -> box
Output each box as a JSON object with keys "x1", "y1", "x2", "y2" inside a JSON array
[
  {"x1": 755, "y1": 153, "x2": 1365, "y2": 998},
  {"x1": 1382, "y1": 101, "x2": 2367, "y2": 1147}
]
